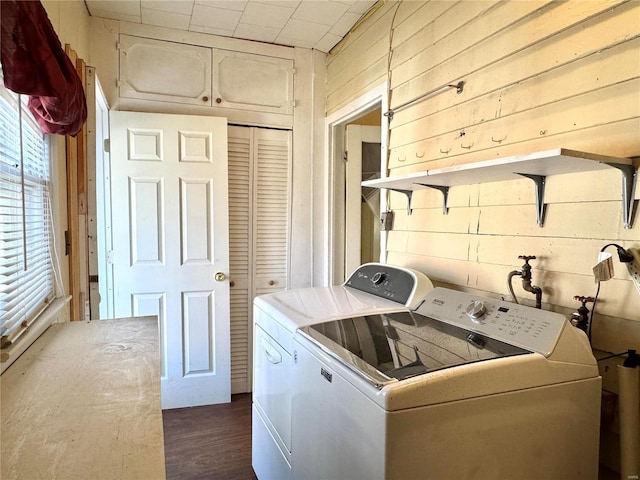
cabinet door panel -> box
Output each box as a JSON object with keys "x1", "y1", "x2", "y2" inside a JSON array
[
  {"x1": 119, "y1": 35, "x2": 212, "y2": 106},
  {"x1": 214, "y1": 50, "x2": 294, "y2": 115}
]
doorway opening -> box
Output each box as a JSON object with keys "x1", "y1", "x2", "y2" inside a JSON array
[{"x1": 325, "y1": 83, "x2": 389, "y2": 285}]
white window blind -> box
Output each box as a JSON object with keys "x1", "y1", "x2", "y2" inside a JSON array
[{"x1": 0, "y1": 85, "x2": 55, "y2": 348}]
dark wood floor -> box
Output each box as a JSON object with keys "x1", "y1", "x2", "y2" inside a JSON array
[{"x1": 163, "y1": 394, "x2": 257, "y2": 480}]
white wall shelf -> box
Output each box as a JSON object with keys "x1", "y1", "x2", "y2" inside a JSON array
[{"x1": 362, "y1": 148, "x2": 638, "y2": 228}]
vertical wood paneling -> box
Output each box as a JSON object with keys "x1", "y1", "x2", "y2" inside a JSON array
[
  {"x1": 64, "y1": 45, "x2": 89, "y2": 321},
  {"x1": 325, "y1": 0, "x2": 640, "y2": 356}
]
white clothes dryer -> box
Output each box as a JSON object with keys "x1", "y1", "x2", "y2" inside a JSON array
[{"x1": 251, "y1": 263, "x2": 434, "y2": 480}]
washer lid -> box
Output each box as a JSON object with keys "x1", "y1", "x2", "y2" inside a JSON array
[{"x1": 298, "y1": 310, "x2": 530, "y2": 388}]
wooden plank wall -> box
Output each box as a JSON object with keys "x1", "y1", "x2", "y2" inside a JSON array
[
  {"x1": 65, "y1": 45, "x2": 89, "y2": 321},
  {"x1": 326, "y1": 0, "x2": 640, "y2": 354}
]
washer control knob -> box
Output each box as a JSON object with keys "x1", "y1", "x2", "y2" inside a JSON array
[
  {"x1": 371, "y1": 272, "x2": 386, "y2": 286},
  {"x1": 466, "y1": 300, "x2": 487, "y2": 321}
]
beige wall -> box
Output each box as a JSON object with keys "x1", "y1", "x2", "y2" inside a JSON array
[
  {"x1": 42, "y1": 0, "x2": 91, "y2": 62},
  {"x1": 327, "y1": 0, "x2": 639, "y2": 346},
  {"x1": 327, "y1": 1, "x2": 639, "y2": 471}
]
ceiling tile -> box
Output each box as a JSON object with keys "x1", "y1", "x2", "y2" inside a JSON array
[
  {"x1": 292, "y1": 1, "x2": 349, "y2": 26},
  {"x1": 315, "y1": 32, "x2": 343, "y2": 53},
  {"x1": 189, "y1": 24, "x2": 236, "y2": 36},
  {"x1": 255, "y1": 0, "x2": 301, "y2": 8},
  {"x1": 275, "y1": 34, "x2": 315, "y2": 49},
  {"x1": 86, "y1": 0, "x2": 141, "y2": 17},
  {"x1": 141, "y1": 8, "x2": 191, "y2": 30},
  {"x1": 234, "y1": 22, "x2": 280, "y2": 43},
  {"x1": 87, "y1": 7, "x2": 141, "y2": 23},
  {"x1": 240, "y1": 2, "x2": 295, "y2": 29},
  {"x1": 330, "y1": 11, "x2": 362, "y2": 36},
  {"x1": 84, "y1": 0, "x2": 376, "y2": 51},
  {"x1": 140, "y1": 1, "x2": 194, "y2": 15},
  {"x1": 191, "y1": 4, "x2": 243, "y2": 29},
  {"x1": 347, "y1": 0, "x2": 377, "y2": 15},
  {"x1": 196, "y1": 0, "x2": 248, "y2": 11},
  {"x1": 279, "y1": 18, "x2": 328, "y2": 43}
]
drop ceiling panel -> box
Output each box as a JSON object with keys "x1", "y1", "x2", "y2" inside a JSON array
[{"x1": 85, "y1": 0, "x2": 378, "y2": 52}]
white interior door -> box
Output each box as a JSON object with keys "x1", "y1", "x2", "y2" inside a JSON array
[
  {"x1": 110, "y1": 111, "x2": 230, "y2": 409},
  {"x1": 345, "y1": 124, "x2": 381, "y2": 277}
]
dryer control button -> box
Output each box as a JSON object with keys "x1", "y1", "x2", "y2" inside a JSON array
[{"x1": 466, "y1": 300, "x2": 487, "y2": 321}]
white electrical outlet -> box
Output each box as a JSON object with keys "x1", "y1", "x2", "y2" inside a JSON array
[{"x1": 627, "y1": 248, "x2": 640, "y2": 296}]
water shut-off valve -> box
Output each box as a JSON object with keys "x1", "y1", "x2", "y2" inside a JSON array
[
  {"x1": 570, "y1": 296, "x2": 595, "y2": 333},
  {"x1": 507, "y1": 255, "x2": 543, "y2": 309}
]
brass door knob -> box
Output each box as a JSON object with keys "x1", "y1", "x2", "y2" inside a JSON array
[{"x1": 215, "y1": 272, "x2": 226, "y2": 282}]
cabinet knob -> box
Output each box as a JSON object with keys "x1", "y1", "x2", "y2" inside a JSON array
[
  {"x1": 202, "y1": 96, "x2": 209, "y2": 102},
  {"x1": 269, "y1": 280, "x2": 275, "y2": 286},
  {"x1": 230, "y1": 281, "x2": 235, "y2": 287},
  {"x1": 216, "y1": 97, "x2": 222, "y2": 104}
]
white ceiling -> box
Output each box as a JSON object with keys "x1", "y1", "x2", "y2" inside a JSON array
[{"x1": 84, "y1": 0, "x2": 378, "y2": 53}]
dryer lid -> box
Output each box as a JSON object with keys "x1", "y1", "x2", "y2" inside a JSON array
[{"x1": 298, "y1": 310, "x2": 531, "y2": 388}]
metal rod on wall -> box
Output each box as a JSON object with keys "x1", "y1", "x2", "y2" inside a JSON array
[{"x1": 384, "y1": 80, "x2": 465, "y2": 121}]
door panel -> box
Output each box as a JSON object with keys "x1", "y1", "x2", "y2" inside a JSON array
[
  {"x1": 119, "y1": 35, "x2": 212, "y2": 106},
  {"x1": 110, "y1": 111, "x2": 230, "y2": 409},
  {"x1": 254, "y1": 129, "x2": 291, "y2": 295},
  {"x1": 130, "y1": 177, "x2": 163, "y2": 264},
  {"x1": 214, "y1": 50, "x2": 293, "y2": 114}
]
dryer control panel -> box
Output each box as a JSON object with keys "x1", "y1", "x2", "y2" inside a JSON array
[
  {"x1": 417, "y1": 287, "x2": 567, "y2": 357},
  {"x1": 344, "y1": 263, "x2": 434, "y2": 308}
]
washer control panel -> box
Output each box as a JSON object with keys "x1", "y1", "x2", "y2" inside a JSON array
[{"x1": 417, "y1": 287, "x2": 567, "y2": 356}]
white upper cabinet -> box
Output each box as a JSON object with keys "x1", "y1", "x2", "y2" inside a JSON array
[
  {"x1": 213, "y1": 50, "x2": 294, "y2": 115},
  {"x1": 118, "y1": 35, "x2": 294, "y2": 116},
  {"x1": 119, "y1": 35, "x2": 213, "y2": 106}
]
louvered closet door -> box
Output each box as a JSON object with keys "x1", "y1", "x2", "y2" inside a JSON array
[
  {"x1": 253, "y1": 128, "x2": 291, "y2": 296},
  {"x1": 228, "y1": 126, "x2": 291, "y2": 394}
]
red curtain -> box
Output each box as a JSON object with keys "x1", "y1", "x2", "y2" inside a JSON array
[{"x1": 1, "y1": 0, "x2": 87, "y2": 136}]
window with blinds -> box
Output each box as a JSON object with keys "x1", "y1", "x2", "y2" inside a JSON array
[{"x1": 0, "y1": 84, "x2": 55, "y2": 348}]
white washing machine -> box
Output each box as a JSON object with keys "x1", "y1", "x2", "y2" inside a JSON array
[
  {"x1": 252, "y1": 263, "x2": 434, "y2": 480},
  {"x1": 292, "y1": 287, "x2": 602, "y2": 480}
]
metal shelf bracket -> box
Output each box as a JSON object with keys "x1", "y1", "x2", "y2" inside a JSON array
[
  {"x1": 387, "y1": 189, "x2": 414, "y2": 215},
  {"x1": 516, "y1": 173, "x2": 546, "y2": 227},
  {"x1": 417, "y1": 184, "x2": 450, "y2": 215},
  {"x1": 605, "y1": 163, "x2": 638, "y2": 229}
]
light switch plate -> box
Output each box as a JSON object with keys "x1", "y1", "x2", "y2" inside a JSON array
[{"x1": 380, "y1": 211, "x2": 394, "y2": 231}]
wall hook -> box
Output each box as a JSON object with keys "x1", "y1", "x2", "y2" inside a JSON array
[
  {"x1": 440, "y1": 148, "x2": 451, "y2": 154},
  {"x1": 461, "y1": 142, "x2": 474, "y2": 150},
  {"x1": 416, "y1": 152, "x2": 424, "y2": 158},
  {"x1": 491, "y1": 136, "x2": 506, "y2": 143}
]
